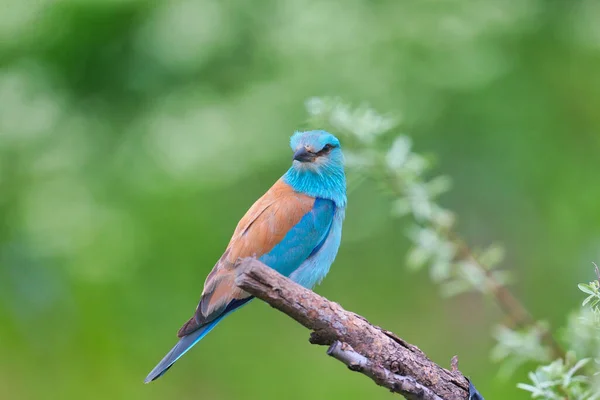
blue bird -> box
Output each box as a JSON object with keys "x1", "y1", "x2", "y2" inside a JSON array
[{"x1": 145, "y1": 130, "x2": 347, "y2": 383}]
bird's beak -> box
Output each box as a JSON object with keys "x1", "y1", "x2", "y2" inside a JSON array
[{"x1": 293, "y1": 148, "x2": 314, "y2": 162}]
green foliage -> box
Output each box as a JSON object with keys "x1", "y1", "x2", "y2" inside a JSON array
[
  {"x1": 491, "y1": 325, "x2": 552, "y2": 378},
  {"x1": 517, "y1": 358, "x2": 596, "y2": 400},
  {"x1": 578, "y1": 276, "x2": 600, "y2": 308},
  {"x1": 517, "y1": 277, "x2": 600, "y2": 399}
]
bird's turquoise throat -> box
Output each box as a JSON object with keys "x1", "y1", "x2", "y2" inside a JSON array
[{"x1": 283, "y1": 164, "x2": 347, "y2": 208}]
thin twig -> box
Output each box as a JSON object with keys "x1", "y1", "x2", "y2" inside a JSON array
[
  {"x1": 448, "y1": 232, "x2": 565, "y2": 360},
  {"x1": 451, "y1": 356, "x2": 459, "y2": 373}
]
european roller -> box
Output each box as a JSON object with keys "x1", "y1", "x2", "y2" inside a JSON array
[{"x1": 145, "y1": 130, "x2": 347, "y2": 383}]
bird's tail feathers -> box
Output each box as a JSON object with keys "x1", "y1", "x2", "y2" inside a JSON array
[
  {"x1": 144, "y1": 297, "x2": 253, "y2": 383},
  {"x1": 144, "y1": 316, "x2": 223, "y2": 383}
]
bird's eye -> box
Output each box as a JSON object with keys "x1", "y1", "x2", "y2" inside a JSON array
[{"x1": 319, "y1": 144, "x2": 334, "y2": 154}]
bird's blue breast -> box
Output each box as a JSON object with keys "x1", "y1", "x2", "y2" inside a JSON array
[
  {"x1": 259, "y1": 198, "x2": 335, "y2": 278},
  {"x1": 289, "y1": 206, "x2": 344, "y2": 288}
]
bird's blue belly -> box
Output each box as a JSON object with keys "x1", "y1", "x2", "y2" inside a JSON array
[{"x1": 289, "y1": 207, "x2": 345, "y2": 288}]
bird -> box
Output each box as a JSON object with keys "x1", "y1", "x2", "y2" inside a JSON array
[{"x1": 145, "y1": 130, "x2": 347, "y2": 383}]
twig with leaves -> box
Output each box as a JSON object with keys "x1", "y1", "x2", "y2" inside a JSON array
[
  {"x1": 516, "y1": 272, "x2": 600, "y2": 399},
  {"x1": 303, "y1": 97, "x2": 599, "y2": 398}
]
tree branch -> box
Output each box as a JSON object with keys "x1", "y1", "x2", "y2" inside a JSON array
[
  {"x1": 327, "y1": 341, "x2": 444, "y2": 400},
  {"x1": 234, "y1": 258, "x2": 471, "y2": 400}
]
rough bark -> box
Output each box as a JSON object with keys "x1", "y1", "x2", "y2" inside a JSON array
[
  {"x1": 234, "y1": 258, "x2": 471, "y2": 400},
  {"x1": 328, "y1": 341, "x2": 444, "y2": 400}
]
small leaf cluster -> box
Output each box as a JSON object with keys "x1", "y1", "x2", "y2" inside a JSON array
[
  {"x1": 491, "y1": 324, "x2": 552, "y2": 378},
  {"x1": 517, "y1": 277, "x2": 600, "y2": 399},
  {"x1": 517, "y1": 357, "x2": 597, "y2": 400}
]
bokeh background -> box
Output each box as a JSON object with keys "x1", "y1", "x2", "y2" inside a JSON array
[{"x1": 1, "y1": 0, "x2": 600, "y2": 399}]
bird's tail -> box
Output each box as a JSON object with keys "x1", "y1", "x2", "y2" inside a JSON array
[
  {"x1": 144, "y1": 297, "x2": 253, "y2": 383},
  {"x1": 144, "y1": 316, "x2": 224, "y2": 383}
]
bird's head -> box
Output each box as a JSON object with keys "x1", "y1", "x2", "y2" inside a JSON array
[
  {"x1": 285, "y1": 130, "x2": 346, "y2": 206},
  {"x1": 289, "y1": 130, "x2": 343, "y2": 173}
]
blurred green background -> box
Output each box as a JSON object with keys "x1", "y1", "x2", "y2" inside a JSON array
[{"x1": 1, "y1": 0, "x2": 600, "y2": 399}]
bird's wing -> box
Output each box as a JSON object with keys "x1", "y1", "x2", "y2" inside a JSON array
[{"x1": 178, "y1": 179, "x2": 335, "y2": 337}]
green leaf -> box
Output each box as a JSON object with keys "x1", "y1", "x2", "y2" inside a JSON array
[{"x1": 579, "y1": 283, "x2": 596, "y2": 296}]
